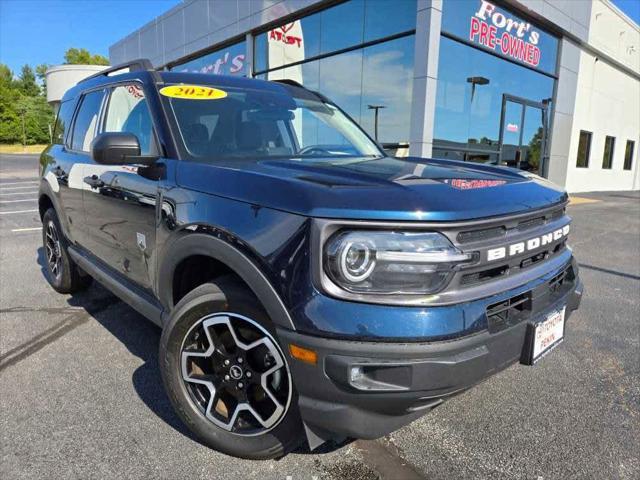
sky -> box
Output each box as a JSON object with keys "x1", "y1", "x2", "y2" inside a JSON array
[
  {"x1": 0, "y1": 0, "x2": 178, "y2": 74},
  {"x1": 0, "y1": 0, "x2": 638, "y2": 76}
]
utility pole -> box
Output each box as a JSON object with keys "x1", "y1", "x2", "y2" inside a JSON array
[
  {"x1": 367, "y1": 104, "x2": 386, "y2": 141},
  {"x1": 21, "y1": 107, "x2": 26, "y2": 148}
]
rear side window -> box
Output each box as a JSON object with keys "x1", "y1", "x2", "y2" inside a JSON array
[
  {"x1": 52, "y1": 100, "x2": 75, "y2": 145},
  {"x1": 71, "y1": 89, "x2": 106, "y2": 152},
  {"x1": 104, "y1": 84, "x2": 156, "y2": 155}
]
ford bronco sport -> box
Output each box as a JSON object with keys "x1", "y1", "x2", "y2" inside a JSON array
[{"x1": 39, "y1": 59, "x2": 583, "y2": 459}]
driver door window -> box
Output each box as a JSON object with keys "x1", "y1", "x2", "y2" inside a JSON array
[{"x1": 104, "y1": 84, "x2": 156, "y2": 155}]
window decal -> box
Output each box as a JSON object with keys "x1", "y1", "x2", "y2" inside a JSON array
[{"x1": 159, "y1": 85, "x2": 228, "y2": 100}]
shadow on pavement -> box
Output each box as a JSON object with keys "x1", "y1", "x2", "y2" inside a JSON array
[
  {"x1": 36, "y1": 246, "x2": 197, "y2": 443},
  {"x1": 36, "y1": 247, "x2": 347, "y2": 457}
]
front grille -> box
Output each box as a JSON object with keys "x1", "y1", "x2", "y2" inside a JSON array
[
  {"x1": 517, "y1": 216, "x2": 545, "y2": 230},
  {"x1": 450, "y1": 205, "x2": 570, "y2": 289},
  {"x1": 461, "y1": 264, "x2": 509, "y2": 285},
  {"x1": 486, "y1": 291, "x2": 532, "y2": 333},
  {"x1": 457, "y1": 206, "x2": 566, "y2": 245},
  {"x1": 457, "y1": 226, "x2": 505, "y2": 243},
  {"x1": 485, "y1": 263, "x2": 574, "y2": 333}
]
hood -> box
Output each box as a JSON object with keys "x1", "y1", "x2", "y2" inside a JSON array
[{"x1": 176, "y1": 156, "x2": 568, "y2": 221}]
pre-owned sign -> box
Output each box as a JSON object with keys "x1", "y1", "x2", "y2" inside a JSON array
[
  {"x1": 441, "y1": 0, "x2": 558, "y2": 73},
  {"x1": 470, "y1": 0, "x2": 541, "y2": 67}
]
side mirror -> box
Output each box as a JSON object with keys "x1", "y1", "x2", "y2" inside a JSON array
[{"x1": 91, "y1": 132, "x2": 157, "y2": 165}]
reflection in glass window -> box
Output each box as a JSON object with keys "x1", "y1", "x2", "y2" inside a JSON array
[
  {"x1": 602, "y1": 136, "x2": 615, "y2": 169},
  {"x1": 104, "y1": 85, "x2": 155, "y2": 155},
  {"x1": 319, "y1": 0, "x2": 365, "y2": 55},
  {"x1": 254, "y1": 0, "x2": 416, "y2": 74},
  {"x1": 364, "y1": 0, "x2": 416, "y2": 42},
  {"x1": 71, "y1": 90, "x2": 105, "y2": 152},
  {"x1": 360, "y1": 35, "x2": 415, "y2": 144},
  {"x1": 434, "y1": 36, "x2": 554, "y2": 162},
  {"x1": 266, "y1": 35, "x2": 414, "y2": 145},
  {"x1": 254, "y1": 16, "x2": 320, "y2": 74},
  {"x1": 576, "y1": 130, "x2": 592, "y2": 168},
  {"x1": 172, "y1": 41, "x2": 246, "y2": 76},
  {"x1": 624, "y1": 140, "x2": 635, "y2": 170},
  {"x1": 166, "y1": 85, "x2": 382, "y2": 162},
  {"x1": 53, "y1": 100, "x2": 74, "y2": 145}
]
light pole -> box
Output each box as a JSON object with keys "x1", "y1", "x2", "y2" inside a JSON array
[
  {"x1": 368, "y1": 104, "x2": 386, "y2": 141},
  {"x1": 466, "y1": 76, "x2": 489, "y2": 102}
]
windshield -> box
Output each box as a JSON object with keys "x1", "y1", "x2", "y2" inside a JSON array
[{"x1": 164, "y1": 84, "x2": 383, "y2": 162}]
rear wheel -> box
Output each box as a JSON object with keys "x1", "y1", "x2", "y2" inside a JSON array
[
  {"x1": 159, "y1": 277, "x2": 304, "y2": 459},
  {"x1": 42, "y1": 208, "x2": 92, "y2": 294}
]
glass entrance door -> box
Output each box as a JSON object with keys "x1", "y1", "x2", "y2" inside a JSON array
[{"x1": 498, "y1": 95, "x2": 549, "y2": 175}]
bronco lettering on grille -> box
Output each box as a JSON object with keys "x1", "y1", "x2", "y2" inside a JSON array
[{"x1": 487, "y1": 224, "x2": 570, "y2": 261}]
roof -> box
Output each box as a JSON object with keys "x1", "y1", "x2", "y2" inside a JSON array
[{"x1": 60, "y1": 64, "x2": 298, "y2": 103}]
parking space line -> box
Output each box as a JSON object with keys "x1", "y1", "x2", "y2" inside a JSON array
[
  {"x1": 0, "y1": 199, "x2": 37, "y2": 203},
  {"x1": 0, "y1": 180, "x2": 38, "y2": 186},
  {"x1": 0, "y1": 191, "x2": 37, "y2": 196},
  {"x1": 11, "y1": 227, "x2": 42, "y2": 232},
  {"x1": 0, "y1": 209, "x2": 38, "y2": 215},
  {"x1": 0, "y1": 185, "x2": 39, "y2": 191}
]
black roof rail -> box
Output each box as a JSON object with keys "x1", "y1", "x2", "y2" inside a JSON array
[
  {"x1": 271, "y1": 79, "x2": 305, "y2": 89},
  {"x1": 79, "y1": 58, "x2": 155, "y2": 84}
]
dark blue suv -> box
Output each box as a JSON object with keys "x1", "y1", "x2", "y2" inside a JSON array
[{"x1": 39, "y1": 60, "x2": 583, "y2": 459}]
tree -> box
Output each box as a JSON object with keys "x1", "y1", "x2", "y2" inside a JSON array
[
  {"x1": 0, "y1": 62, "x2": 54, "y2": 146},
  {"x1": 17, "y1": 65, "x2": 40, "y2": 96},
  {"x1": 0, "y1": 64, "x2": 13, "y2": 87},
  {"x1": 64, "y1": 47, "x2": 109, "y2": 66},
  {"x1": 36, "y1": 64, "x2": 50, "y2": 96},
  {"x1": 527, "y1": 127, "x2": 544, "y2": 170}
]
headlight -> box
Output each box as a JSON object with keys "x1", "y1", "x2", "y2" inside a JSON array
[{"x1": 324, "y1": 230, "x2": 473, "y2": 295}]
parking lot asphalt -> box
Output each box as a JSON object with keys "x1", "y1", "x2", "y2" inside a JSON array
[{"x1": 1, "y1": 153, "x2": 638, "y2": 480}]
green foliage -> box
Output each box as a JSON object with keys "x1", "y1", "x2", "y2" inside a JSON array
[
  {"x1": 0, "y1": 63, "x2": 54, "y2": 145},
  {"x1": 64, "y1": 47, "x2": 109, "y2": 66},
  {"x1": 0, "y1": 46, "x2": 110, "y2": 145},
  {"x1": 36, "y1": 64, "x2": 50, "y2": 96},
  {"x1": 18, "y1": 65, "x2": 40, "y2": 96}
]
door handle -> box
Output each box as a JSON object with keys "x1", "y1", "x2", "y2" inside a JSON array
[{"x1": 83, "y1": 175, "x2": 105, "y2": 189}]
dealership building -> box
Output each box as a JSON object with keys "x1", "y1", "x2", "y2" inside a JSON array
[{"x1": 110, "y1": 0, "x2": 640, "y2": 192}]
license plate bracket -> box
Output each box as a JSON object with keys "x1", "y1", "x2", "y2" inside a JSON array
[{"x1": 521, "y1": 306, "x2": 566, "y2": 365}]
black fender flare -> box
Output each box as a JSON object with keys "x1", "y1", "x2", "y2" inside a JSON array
[
  {"x1": 38, "y1": 180, "x2": 72, "y2": 240},
  {"x1": 157, "y1": 232, "x2": 296, "y2": 331}
]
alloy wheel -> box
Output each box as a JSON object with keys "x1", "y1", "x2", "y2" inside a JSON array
[
  {"x1": 45, "y1": 220, "x2": 62, "y2": 279},
  {"x1": 180, "y1": 312, "x2": 292, "y2": 436}
]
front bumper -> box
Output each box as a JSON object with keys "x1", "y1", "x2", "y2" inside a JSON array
[{"x1": 277, "y1": 262, "x2": 583, "y2": 442}]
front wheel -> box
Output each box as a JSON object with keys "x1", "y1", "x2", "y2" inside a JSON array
[{"x1": 159, "y1": 278, "x2": 304, "y2": 459}]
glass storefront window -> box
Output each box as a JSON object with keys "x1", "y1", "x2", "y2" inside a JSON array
[
  {"x1": 441, "y1": 0, "x2": 558, "y2": 75},
  {"x1": 319, "y1": 0, "x2": 365, "y2": 55},
  {"x1": 434, "y1": 36, "x2": 555, "y2": 169},
  {"x1": 254, "y1": 14, "x2": 320, "y2": 73},
  {"x1": 171, "y1": 41, "x2": 247, "y2": 76},
  {"x1": 364, "y1": 0, "x2": 416, "y2": 42},
  {"x1": 263, "y1": 35, "x2": 414, "y2": 145},
  {"x1": 254, "y1": 0, "x2": 416, "y2": 74}
]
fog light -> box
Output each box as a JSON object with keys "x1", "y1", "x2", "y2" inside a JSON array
[
  {"x1": 350, "y1": 366, "x2": 364, "y2": 383},
  {"x1": 347, "y1": 364, "x2": 411, "y2": 391}
]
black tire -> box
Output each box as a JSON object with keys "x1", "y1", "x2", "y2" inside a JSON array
[
  {"x1": 42, "y1": 208, "x2": 92, "y2": 294},
  {"x1": 159, "y1": 276, "x2": 304, "y2": 460}
]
